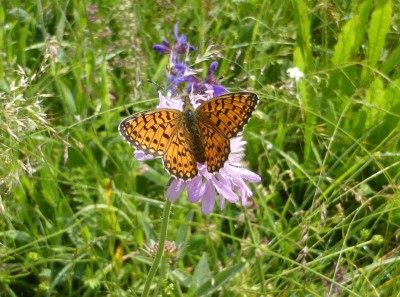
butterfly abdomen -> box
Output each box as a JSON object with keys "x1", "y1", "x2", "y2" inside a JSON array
[{"x1": 183, "y1": 100, "x2": 206, "y2": 164}]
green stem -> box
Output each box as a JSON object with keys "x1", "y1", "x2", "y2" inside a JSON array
[
  {"x1": 142, "y1": 199, "x2": 172, "y2": 297},
  {"x1": 153, "y1": 257, "x2": 168, "y2": 297}
]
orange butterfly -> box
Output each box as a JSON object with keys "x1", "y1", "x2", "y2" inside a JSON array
[{"x1": 119, "y1": 92, "x2": 258, "y2": 180}]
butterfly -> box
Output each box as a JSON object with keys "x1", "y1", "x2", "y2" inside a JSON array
[{"x1": 119, "y1": 92, "x2": 258, "y2": 180}]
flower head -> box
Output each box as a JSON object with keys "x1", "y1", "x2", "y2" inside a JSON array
[
  {"x1": 287, "y1": 67, "x2": 304, "y2": 82},
  {"x1": 153, "y1": 23, "x2": 194, "y2": 60},
  {"x1": 187, "y1": 61, "x2": 228, "y2": 96},
  {"x1": 153, "y1": 25, "x2": 227, "y2": 97}
]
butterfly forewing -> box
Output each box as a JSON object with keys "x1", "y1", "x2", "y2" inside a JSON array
[
  {"x1": 197, "y1": 92, "x2": 258, "y2": 139},
  {"x1": 119, "y1": 109, "x2": 180, "y2": 157}
]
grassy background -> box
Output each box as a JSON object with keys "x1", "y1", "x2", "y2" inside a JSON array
[{"x1": 1, "y1": 0, "x2": 400, "y2": 296}]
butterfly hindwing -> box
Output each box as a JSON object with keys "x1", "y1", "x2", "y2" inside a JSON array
[
  {"x1": 199, "y1": 122, "x2": 230, "y2": 174},
  {"x1": 162, "y1": 126, "x2": 198, "y2": 180}
]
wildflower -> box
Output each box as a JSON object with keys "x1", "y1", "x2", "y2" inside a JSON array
[
  {"x1": 187, "y1": 61, "x2": 228, "y2": 96},
  {"x1": 153, "y1": 23, "x2": 195, "y2": 59},
  {"x1": 144, "y1": 240, "x2": 178, "y2": 257},
  {"x1": 287, "y1": 67, "x2": 304, "y2": 81},
  {"x1": 153, "y1": 24, "x2": 227, "y2": 96},
  {"x1": 323, "y1": 262, "x2": 346, "y2": 296}
]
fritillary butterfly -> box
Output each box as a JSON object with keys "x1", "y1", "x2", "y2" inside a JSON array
[{"x1": 119, "y1": 92, "x2": 258, "y2": 180}]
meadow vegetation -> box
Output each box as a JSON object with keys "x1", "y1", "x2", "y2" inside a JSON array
[{"x1": 1, "y1": 0, "x2": 399, "y2": 296}]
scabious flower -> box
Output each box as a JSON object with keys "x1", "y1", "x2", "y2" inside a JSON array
[{"x1": 136, "y1": 23, "x2": 260, "y2": 214}]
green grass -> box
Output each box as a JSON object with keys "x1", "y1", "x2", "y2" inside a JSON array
[{"x1": 1, "y1": 0, "x2": 400, "y2": 296}]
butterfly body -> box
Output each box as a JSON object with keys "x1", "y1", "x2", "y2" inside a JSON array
[
  {"x1": 182, "y1": 97, "x2": 206, "y2": 164},
  {"x1": 119, "y1": 92, "x2": 258, "y2": 180}
]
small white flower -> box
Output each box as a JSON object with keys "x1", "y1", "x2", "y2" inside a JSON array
[{"x1": 287, "y1": 67, "x2": 304, "y2": 82}]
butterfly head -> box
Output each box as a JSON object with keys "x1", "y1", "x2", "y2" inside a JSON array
[{"x1": 183, "y1": 95, "x2": 192, "y2": 106}]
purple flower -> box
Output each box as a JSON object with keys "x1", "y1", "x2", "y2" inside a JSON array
[
  {"x1": 153, "y1": 23, "x2": 194, "y2": 58},
  {"x1": 187, "y1": 61, "x2": 228, "y2": 96},
  {"x1": 323, "y1": 262, "x2": 346, "y2": 296},
  {"x1": 153, "y1": 24, "x2": 227, "y2": 97},
  {"x1": 167, "y1": 63, "x2": 191, "y2": 93},
  {"x1": 135, "y1": 92, "x2": 261, "y2": 215},
  {"x1": 153, "y1": 23, "x2": 198, "y2": 94},
  {"x1": 172, "y1": 23, "x2": 195, "y2": 54},
  {"x1": 167, "y1": 138, "x2": 261, "y2": 215}
]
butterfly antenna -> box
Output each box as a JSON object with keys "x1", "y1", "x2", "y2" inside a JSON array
[
  {"x1": 147, "y1": 80, "x2": 166, "y2": 92},
  {"x1": 148, "y1": 79, "x2": 179, "y2": 96}
]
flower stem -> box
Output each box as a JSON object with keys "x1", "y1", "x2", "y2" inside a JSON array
[{"x1": 142, "y1": 199, "x2": 172, "y2": 297}]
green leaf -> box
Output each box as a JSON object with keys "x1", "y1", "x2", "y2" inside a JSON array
[
  {"x1": 57, "y1": 79, "x2": 77, "y2": 115},
  {"x1": 292, "y1": 0, "x2": 315, "y2": 161},
  {"x1": 4, "y1": 230, "x2": 34, "y2": 243},
  {"x1": 361, "y1": 0, "x2": 392, "y2": 83},
  {"x1": 380, "y1": 43, "x2": 400, "y2": 75},
  {"x1": 170, "y1": 268, "x2": 192, "y2": 288},
  {"x1": 331, "y1": 0, "x2": 373, "y2": 65},
  {"x1": 190, "y1": 263, "x2": 245, "y2": 297},
  {"x1": 367, "y1": 0, "x2": 392, "y2": 65},
  {"x1": 190, "y1": 253, "x2": 211, "y2": 292},
  {"x1": 292, "y1": 0, "x2": 313, "y2": 72},
  {"x1": 367, "y1": 78, "x2": 400, "y2": 144},
  {"x1": 364, "y1": 77, "x2": 385, "y2": 129},
  {"x1": 175, "y1": 210, "x2": 194, "y2": 245}
]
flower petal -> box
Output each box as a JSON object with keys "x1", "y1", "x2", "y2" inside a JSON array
[
  {"x1": 230, "y1": 166, "x2": 261, "y2": 183},
  {"x1": 134, "y1": 150, "x2": 155, "y2": 160},
  {"x1": 166, "y1": 179, "x2": 186, "y2": 202},
  {"x1": 212, "y1": 175, "x2": 239, "y2": 204},
  {"x1": 212, "y1": 85, "x2": 228, "y2": 97},
  {"x1": 187, "y1": 175, "x2": 204, "y2": 203},
  {"x1": 162, "y1": 39, "x2": 170, "y2": 47},
  {"x1": 173, "y1": 23, "x2": 179, "y2": 40},
  {"x1": 235, "y1": 177, "x2": 253, "y2": 205},
  {"x1": 230, "y1": 137, "x2": 246, "y2": 152},
  {"x1": 153, "y1": 45, "x2": 169, "y2": 54},
  {"x1": 201, "y1": 181, "x2": 216, "y2": 215},
  {"x1": 208, "y1": 61, "x2": 218, "y2": 73}
]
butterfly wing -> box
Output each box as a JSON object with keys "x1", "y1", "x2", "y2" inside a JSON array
[
  {"x1": 198, "y1": 122, "x2": 230, "y2": 173},
  {"x1": 119, "y1": 92, "x2": 258, "y2": 179},
  {"x1": 197, "y1": 92, "x2": 258, "y2": 173},
  {"x1": 119, "y1": 109, "x2": 181, "y2": 157},
  {"x1": 162, "y1": 127, "x2": 198, "y2": 180},
  {"x1": 197, "y1": 92, "x2": 258, "y2": 139}
]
